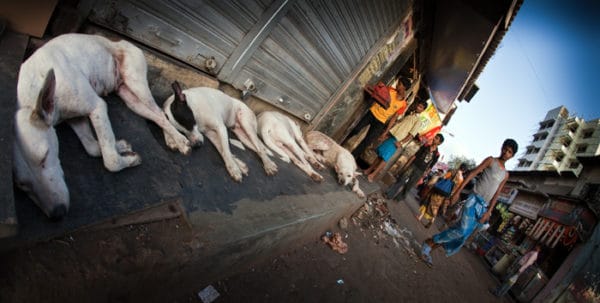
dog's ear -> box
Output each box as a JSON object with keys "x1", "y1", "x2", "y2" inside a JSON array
[
  {"x1": 171, "y1": 81, "x2": 186, "y2": 103},
  {"x1": 33, "y1": 69, "x2": 56, "y2": 126},
  {"x1": 169, "y1": 81, "x2": 195, "y2": 131}
]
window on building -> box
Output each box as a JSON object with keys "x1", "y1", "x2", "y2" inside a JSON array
[
  {"x1": 534, "y1": 147, "x2": 541, "y2": 153},
  {"x1": 569, "y1": 161, "x2": 580, "y2": 169},
  {"x1": 577, "y1": 145, "x2": 588, "y2": 153},
  {"x1": 539, "y1": 121, "x2": 554, "y2": 130},
  {"x1": 569, "y1": 125, "x2": 578, "y2": 133},
  {"x1": 526, "y1": 147, "x2": 534, "y2": 154},
  {"x1": 541, "y1": 134, "x2": 548, "y2": 140},
  {"x1": 582, "y1": 129, "x2": 594, "y2": 138},
  {"x1": 555, "y1": 155, "x2": 564, "y2": 162}
]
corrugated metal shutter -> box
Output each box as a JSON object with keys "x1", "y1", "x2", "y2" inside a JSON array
[{"x1": 87, "y1": 0, "x2": 408, "y2": 122}]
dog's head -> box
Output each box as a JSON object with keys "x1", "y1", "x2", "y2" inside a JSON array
[
  {"x1": 334, "y1": 151, "x2": 361, "y2": 187},
  {"x1": 14, "y1": 69, "x2": 69, "y2": 219},
  {"x1": 169, "y1": 81, "x2": 195, "y2": 132}
]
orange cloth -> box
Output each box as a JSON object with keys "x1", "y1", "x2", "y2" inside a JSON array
[{"x1": 369, "y1": 87, "x2": 406, "y2": 123}]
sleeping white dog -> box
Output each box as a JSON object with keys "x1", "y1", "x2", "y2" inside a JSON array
[
  {"x1": 163, "y1": 82, "x2": 277, "y2": 182},
  {"x1": 14, "y1": 33, "x2": 191, "y2": 219},
  {"x1": 257, "y1": 111, "x2": 324, "y2": 182},
  {"x1": 306, "y1": 131, "x2": 365, "y2": 198}
]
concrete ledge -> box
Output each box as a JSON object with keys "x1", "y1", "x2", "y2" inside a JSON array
[{"x1": 0, "y1": 31, "x2": 28, "y2": 239}]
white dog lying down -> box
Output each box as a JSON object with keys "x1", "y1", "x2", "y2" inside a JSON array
[
  {"x1": 163, "y1": 83, "x2": 277, "y2": 182},
  {"x1": 257, "y1": 111, "x2": 325, "y2": 182},
  {"x1": 306, "y1": 131, "x2": 365, "y2": 198},
  {"x1": 14, "y1": 33, "x2": 191, "y2": 219}
]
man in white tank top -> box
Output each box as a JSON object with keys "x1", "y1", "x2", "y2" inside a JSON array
[{"x1": 420, "y1": 139, "x2": 518, "y2": 266}]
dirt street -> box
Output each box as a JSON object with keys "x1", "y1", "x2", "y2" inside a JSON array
[{"x1": 0, "y1": 191, "x2": 515, "y2": 303}]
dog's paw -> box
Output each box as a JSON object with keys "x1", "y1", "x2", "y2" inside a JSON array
[
  {"x1": 116, "y1": 139, "x2": 133, "y2": 153},
  {"x1": 354, "y1": 189, "x2": 366, "y2": 199},
  {"x1": 226, "y1": 162, "x2": 245, "y2": 182},
  {"x1": 263, "y1": 161, "x2": 278, "y2": 176},
  {"x1": 169, "y1": 132, "x2": 192, "y2": 155},
  {"x1": 279, "y1": 155, "x2": 291, "y2": 163},
  {"x1": 123, "y1": 152, "x2": 142, "y2": 167},
  {"x1": 233, "y1": 158, "x2": 249, "y2": 175},
  {"x1": 311, "y1": 160, "x2": 326, "y2": 170},
  {"x1": 310, "y1": 173, "x2": 324, "y2": 182}
]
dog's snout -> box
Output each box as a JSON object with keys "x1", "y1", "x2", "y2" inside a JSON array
[{"x1": 49, "y1": 204, "x2": 67, "y2": 221}]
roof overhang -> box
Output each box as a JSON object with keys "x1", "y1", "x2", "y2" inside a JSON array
[{"x1": 425, "y1": 0, "x2": 522, "y2": 114}]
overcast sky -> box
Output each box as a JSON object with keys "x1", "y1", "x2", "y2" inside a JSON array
[{"x1": 437, "y1": 0, "x2": 600, "y2": 169}]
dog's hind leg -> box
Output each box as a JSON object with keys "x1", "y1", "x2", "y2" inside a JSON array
[
  {"x1": 88, "y1": 97, "x2": 141, "y2": 172},
  {"x1": 260, "y1": 129, "x2": 291, "y2": 163},
  {"x1": 233, "y1": 110, "x2": 277, "y2": 176},
  {"x1": 284, "y1": 143, "x2": 323, "y2": 182},
  {"x1": 291, "y1": 124, "x2": 325, "y2": 170},
  {"x1": 115, "y1": 47, "x2": 191, "y2": 155},
  {"x1": 204, "y1": 127, "x2": 247, "y2": 182}
]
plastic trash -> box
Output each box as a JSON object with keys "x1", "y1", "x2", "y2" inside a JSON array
[
  {"x1": 336, "y1": 279, "x2": 344, "y2": 285},
  {"x1": 197, "y1": 285, "x2": 220, "y2": 303}
]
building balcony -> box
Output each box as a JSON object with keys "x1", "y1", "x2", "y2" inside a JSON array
[
  {"x1": 540, "y1": 156, "x2": 563, "y2": 171},
  {"x1": 535, "y1": 129, "x2": 549, "y2": 136},
  {"x1": 550, "y1": 143, "x2": 571, "y2": 156},
  {"x1": 566, "y1": 117, "x2": 583, "y2": 128},
  {"x1": 559, "y1": 129, "x2": 575, "y2": 141}
]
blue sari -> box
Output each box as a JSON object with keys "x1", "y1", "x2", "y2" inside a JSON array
[{"x1": 432, "y1": 193, "x2": 487, "y2": 256}]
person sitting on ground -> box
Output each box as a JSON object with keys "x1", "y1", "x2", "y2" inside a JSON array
[
  {"x1": 347, "y1": 77, "x2": 411, "y2": 166},
  {"x1": 363, "y1": 100, "x2": 427, "y2": 182},
  {"x1": 421, "y1": 139, "x2": 518, "y2": 267},
  {"x1": 385, "y1": 133, "x2": 443, "y2": 203},
  {"x1": 490, "y1": 244, "x2": 541, "y2": 297}
]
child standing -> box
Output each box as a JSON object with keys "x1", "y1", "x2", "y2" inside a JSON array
[
  {"x1": 363, "y1": 100, "x2": 428, "y2": 182},
  {"x1": 385, "y1": 133, "x2": 443, "y2": 202}
]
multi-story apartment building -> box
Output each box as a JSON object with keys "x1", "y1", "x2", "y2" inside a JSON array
[{"x1": 516, "y1": 106, "x2": 600, "y2": 176}]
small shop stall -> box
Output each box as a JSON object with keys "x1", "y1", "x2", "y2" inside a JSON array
[{"x1": 473, "y1": 190, "x2": 597, "y2": 302}]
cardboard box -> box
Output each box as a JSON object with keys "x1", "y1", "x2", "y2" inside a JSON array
[{"x1": 0, "y1": 0, "x2": 58, "y2": 37}]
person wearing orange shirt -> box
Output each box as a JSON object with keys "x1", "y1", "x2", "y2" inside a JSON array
[{"x1": 348, "y1": 77, "x2": 410, "y2": 167}]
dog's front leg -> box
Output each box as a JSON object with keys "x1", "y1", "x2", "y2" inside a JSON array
[
  {"x1": 352, "y1": 179, "x2": 366, "y2": 198},
  {"x1": 204, "y1": 127, "x2": 247, "y2": 182},
  {"x1": 69, "y1": 118, "x2": 133, "y2": 157},
  {"x1": 88, "y1": 99, "x2": 141, "y2": 172}
]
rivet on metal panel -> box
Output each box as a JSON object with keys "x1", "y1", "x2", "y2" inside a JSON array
[
  {"x1": 204, "y1": 56, "x2": 217, "y2": 71},
  {"x1": 243, "y1": 79, "x2": 256, "y2": 92},
  {"x1": 277, "y1": 97, "x2": 285, "y2": 103},
  {"x1": 304, "y1": 113, "x2": 311, "y2": 120}
]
